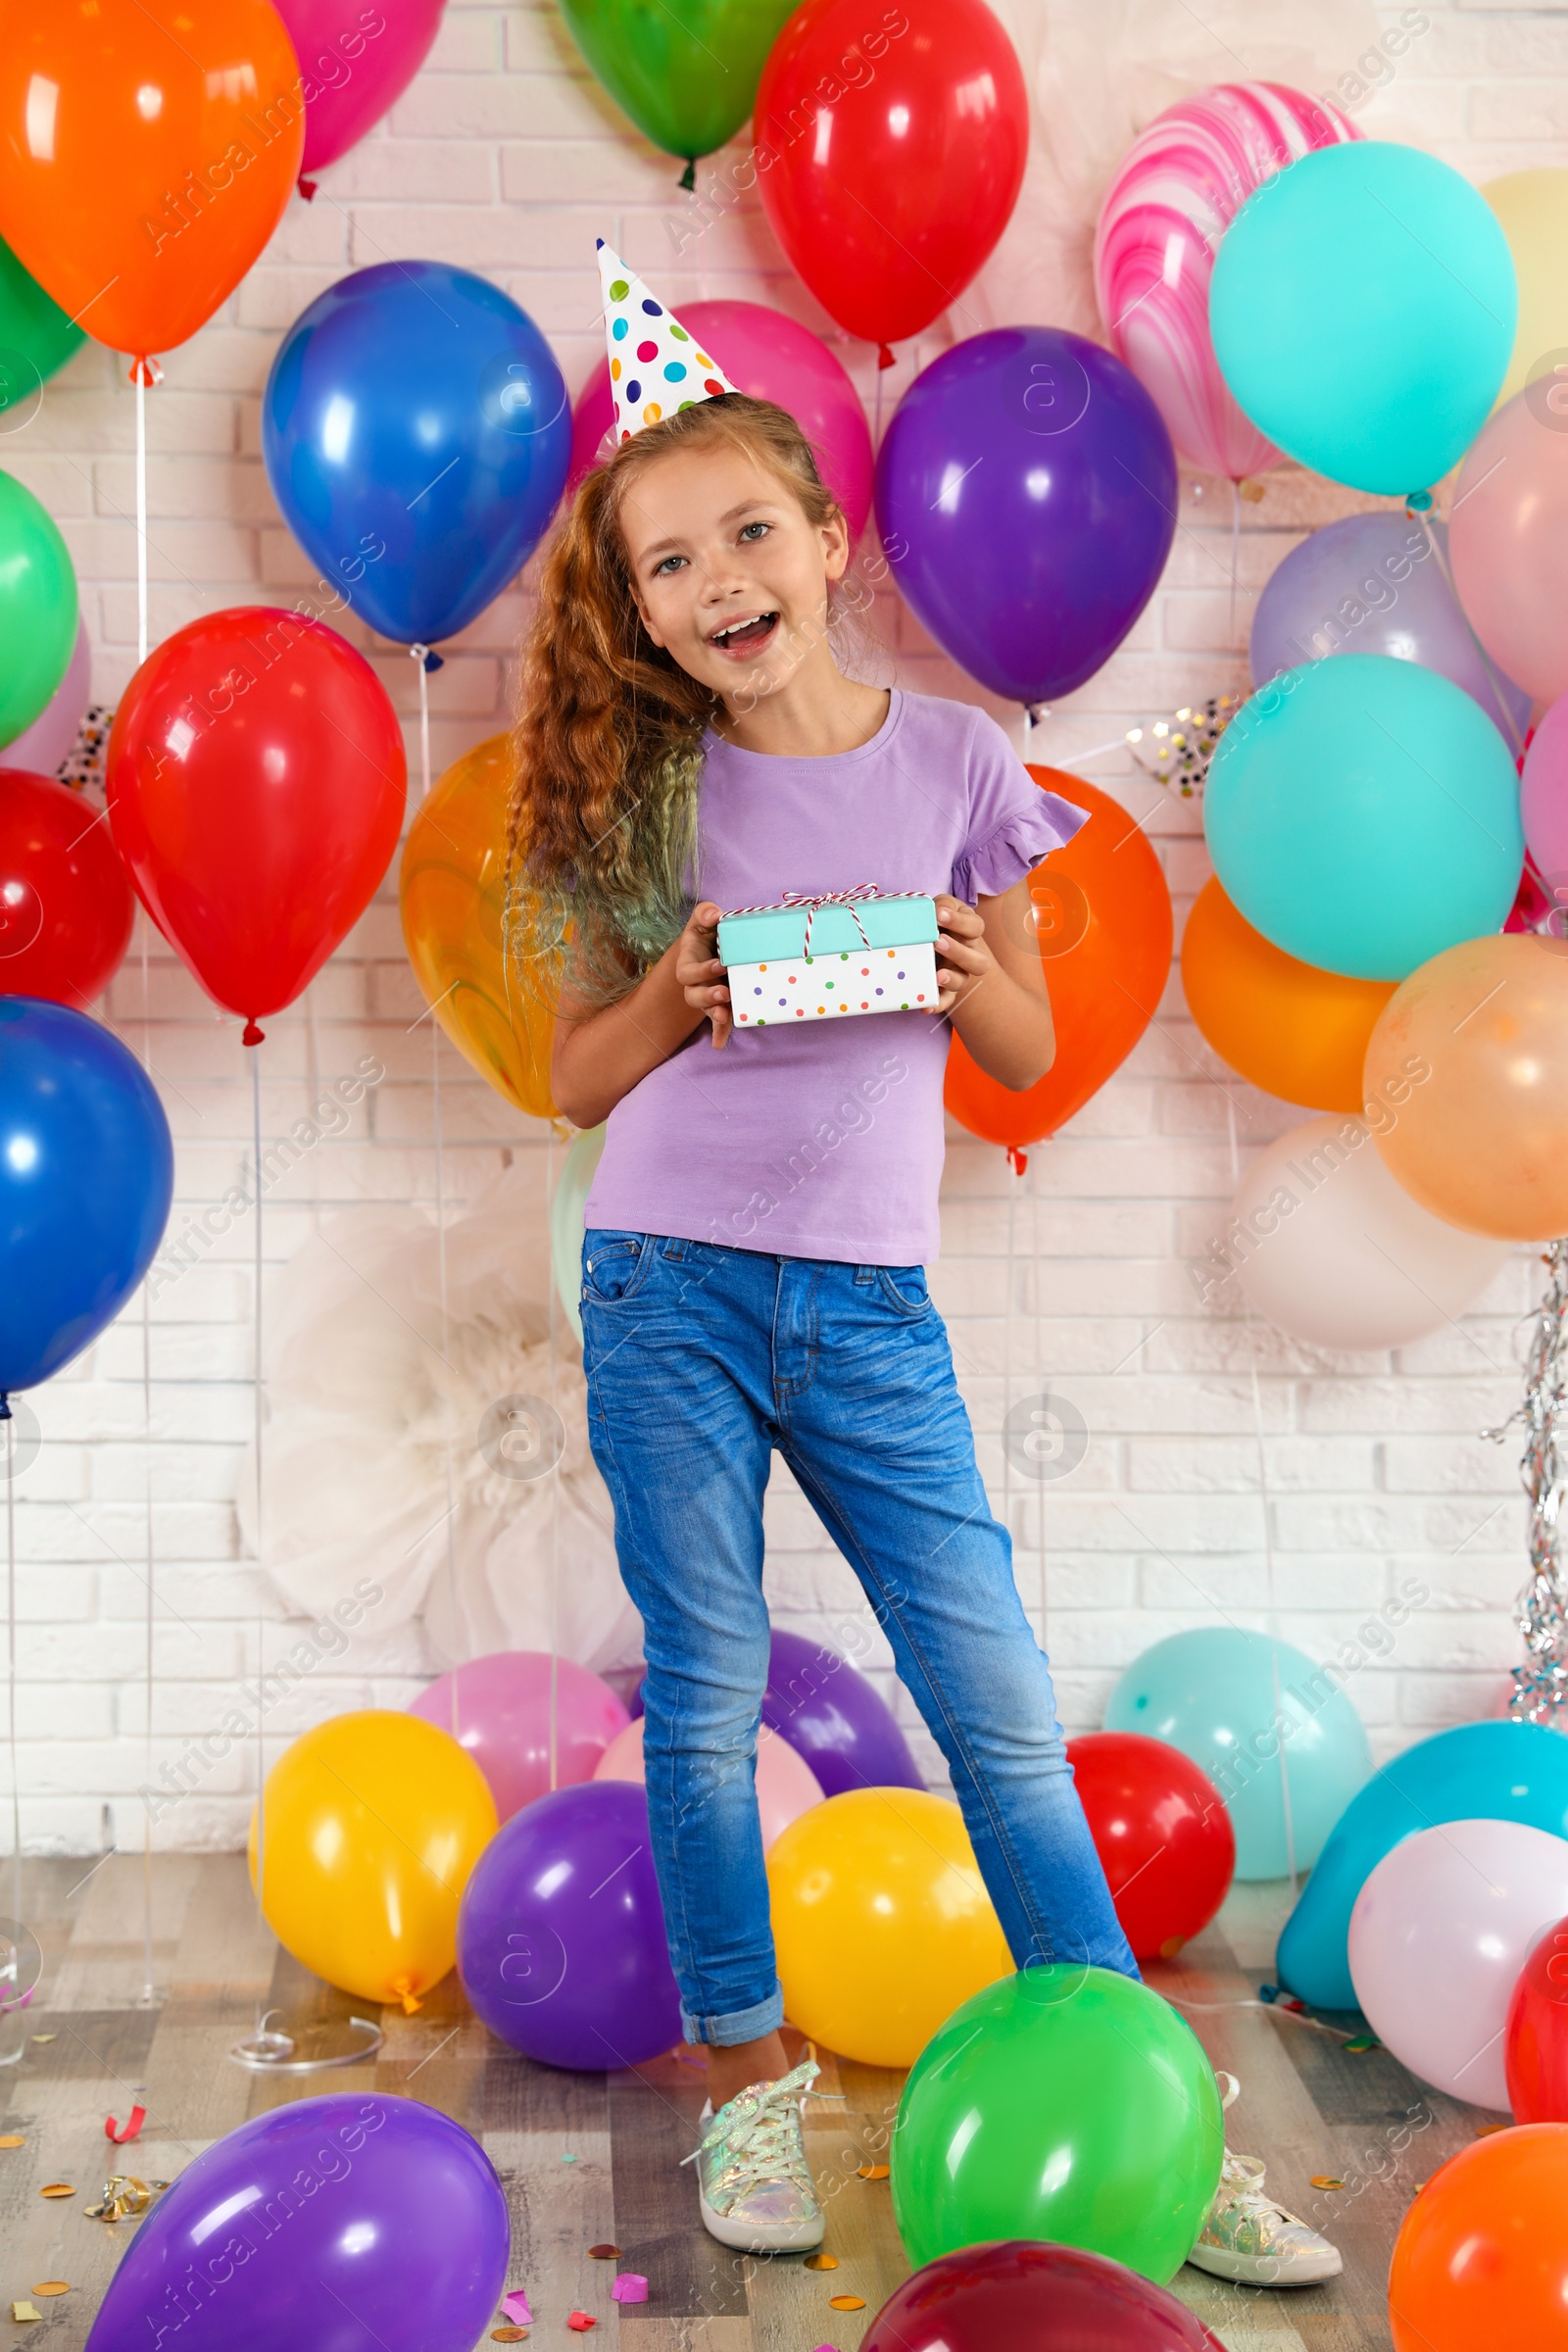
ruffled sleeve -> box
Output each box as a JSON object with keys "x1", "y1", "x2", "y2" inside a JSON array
[{"x1": 951, "y1": 711, "x2": 1090, "y2": 903}]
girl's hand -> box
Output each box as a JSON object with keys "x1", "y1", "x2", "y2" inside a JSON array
[
  {"x1": 930, "y1": 893, "x2": 993, "y2": 1014},
  {"x1": 676, "y1": 900, "x2": 732, "y2": 1048}
]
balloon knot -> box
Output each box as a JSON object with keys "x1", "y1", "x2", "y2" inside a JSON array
[
  {"x1": 1024, "y1": 703, "x2": 1049, "y2": 728},
  {"x1": 392, "y1": 1978, "x2": 423, "y2": 2016},
  {"x1": 409, "y1": 644, "x2": 444, "y2": 673},
  {"x1": 1404, "y1": 489, "x2": 1433, "y2": 512},
  {"x1": 298, "y1": 175, "x2": 318, "y2": 201},
  {"x1": 877, "y1": 344, "x2": 896, "y2": 370},
  {"x1": 679, "y1": 158, "x2": 696, "y2": 191},
  {"x1": 128, "y1": 357, "x2": 164, "y2": 389},
  {"x1": 1006, "y1": 1146, "x2": 1029, "y2": 1177},
  {"x1": 0, "y1": 1396, "x2": 11, "y2": 1423},
  {"x1": 242, "y1": 1020, "x2": 265, "y2": 1048}
]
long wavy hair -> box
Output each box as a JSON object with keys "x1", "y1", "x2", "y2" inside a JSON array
[{"x1": 506, "y1": 393, "x2": 846, "y2": 1008}]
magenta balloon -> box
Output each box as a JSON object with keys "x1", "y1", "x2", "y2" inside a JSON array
[
  {"x1": 2, "y1": 617, "x2": 89, "y2": 776},
  {"x1": 566, "y1": 299, "x2": 873, "y2": 538},
  {"x1": 410, "y1": 1649, "x2": 629, "y2": 1822},
  {"x1": 1522, "y1": 697, "x2": 1568, "y2": 906},
  {"x1": 273, "y1": 0, "x2": 446, "y2": 176}
]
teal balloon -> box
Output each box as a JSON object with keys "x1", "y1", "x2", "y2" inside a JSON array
[
  {"x1": 1105, "y1": 1629, "x2": 1372, "y2": 1881},
  {"x1": 1209, "y1": 142, "x2": 1516, "y2": 495},
  {"x1": 550, "y1": 1124, "x2": 606, "y2": 1344},
  {"x1": 1204, "y1": 655, "x2": 1523, "y2": 982},
  {"x1": 892, "y1": 1967, "x2": 1224, "y2": 2285},
  {"x1": 1278, "y1": 1719, "x2": 1568, "y2": 2009}
]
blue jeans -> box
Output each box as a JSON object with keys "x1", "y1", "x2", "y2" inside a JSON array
[{"x1": 581, "y1": 1232, "x2": 1139, "y2": 2046}]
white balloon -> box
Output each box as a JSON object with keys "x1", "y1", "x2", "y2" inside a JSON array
[
  {"x1": 1225, "y1": 1114, "x2": 1507, "y2": 1348},
  {"x1": 1348, "y1": 1818, "x2": 1568, "y2": 2109}
]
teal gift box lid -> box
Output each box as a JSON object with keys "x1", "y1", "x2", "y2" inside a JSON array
[{"x1": 717, "y1": 889, "x2": 940, "y2": 965}]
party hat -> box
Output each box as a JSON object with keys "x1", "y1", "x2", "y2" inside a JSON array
[{"x1": 597, "y1": 238, "x2": 737, "y2": 444}]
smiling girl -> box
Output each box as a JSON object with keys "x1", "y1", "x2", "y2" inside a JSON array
[{"x1": 506, "y1": 307, "x2": 1338, "y2": 2290}]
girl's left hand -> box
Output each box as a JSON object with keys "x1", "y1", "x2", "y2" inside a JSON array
[{"x1": 930, "y1": 894, "x2": 993, "y2": 1014}]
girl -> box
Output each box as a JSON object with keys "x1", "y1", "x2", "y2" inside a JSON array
[{"x1": 509, "y1": 362, "x2": 1338, "y2": 2291}]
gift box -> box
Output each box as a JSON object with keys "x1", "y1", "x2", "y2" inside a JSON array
[{"x1": 717, "y1": 889, "x2": 940, "y2": 1029}]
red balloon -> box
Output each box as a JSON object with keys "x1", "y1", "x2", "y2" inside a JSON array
[
  {"x1": 1506, "y1": 1913, "x2": 1568, "y2": 2122},
  {"x1": 945, "y1": 769, "x2": 1174, "y2": 1157},
  {"x1": 0, "y1": 769, "x2": 134, "y2": 1009},
  {"x1": 861, "y1": 2241, "x2": 1229, "y2": 2351},
  {"x1": 107, "y1": 611, "x2": 406, "y2": 1040},
  {"x1": 1066, "y1": 1732, "x2": 1236, "y2": 1963},
  {"x1": 755, "y1": 0, "x2": 1029, "y2": 362}
]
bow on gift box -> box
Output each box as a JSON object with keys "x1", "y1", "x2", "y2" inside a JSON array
[{"x1": 721, "y1": 885, "x2": 929, "y2": 958}]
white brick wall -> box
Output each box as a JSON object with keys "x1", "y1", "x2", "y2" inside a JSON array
[{"x1": 3, "y1": 0, "x2": 1557, "y2": 1851}]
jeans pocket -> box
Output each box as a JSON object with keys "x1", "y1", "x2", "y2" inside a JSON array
[
  {"x1": 582, "y1": 1230, "x2": 655, "y2": 1305},
  {"x1": 874, "y1": 1263, "x2": 932, "y2": 1318}
]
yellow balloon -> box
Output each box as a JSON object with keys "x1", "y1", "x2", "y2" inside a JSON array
[
  {"x1": 1483, "y1": 169, "x2": 1568, "y2": 410},
  {"x1": 766, "y1": 1788, "x2": 1012, "y2": 2067},
  {"x1": 400, "y1": 731, "x2": 557, "y2": 1119},
  {"x1": 249, "y1": 1710, "x2": 497, "y2": 2010}
]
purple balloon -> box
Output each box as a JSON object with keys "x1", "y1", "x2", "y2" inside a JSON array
[
  {"x1": 762, "y1": 1629, "x2": 924, "y2": 1799},
  {"x1": 83, "y1": 2093, "x2": 508, "y2": 2352},
  {"x1": 459, "y1": 1780, "x2": 682, "y2": 2070},
  {"x1": 874, "y1": 327, "x2": 1178, "y2": 706},
  {"x1": 1250, "y1": 512, "x2": 1533, "y2": 745}
]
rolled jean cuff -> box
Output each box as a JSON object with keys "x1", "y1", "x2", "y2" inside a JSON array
[{"x1": 680, "y1": 1986, "x2": 786, "y2": 2048}]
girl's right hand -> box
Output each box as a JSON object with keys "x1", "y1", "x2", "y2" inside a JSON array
[{"x1": 675, "y1": 901, "x2": 732, "y2": 1048}]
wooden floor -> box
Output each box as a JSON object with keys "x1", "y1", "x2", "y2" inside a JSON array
[{"x1": 0, "y1": 1858, "x2": 1505, "y2": 2350}]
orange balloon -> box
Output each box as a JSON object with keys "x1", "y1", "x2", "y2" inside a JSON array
[
  {"x1": 945, "y1": 768, "x2": 1172, "y2": 1153},
  {"x1": 0, "y1": 0, "x2": 304, "y2": 368},
  {"x1": 1182, "y1": 876, "x2": 1396, "y2": 1113},
  {"x1": 400, "y1": 732, "x2": 558, "y2": 1121},
  {"x1": 1390, "y1": 2123, "x2": 1568, "y2": 2351},
  {"x1": 1365, "y1": 933, "x2": 1568, "y2": 1241}
]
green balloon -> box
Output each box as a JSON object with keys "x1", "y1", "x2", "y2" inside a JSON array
[
  {"x1": 555, "y1": 0, "x2": 801, "y2": 172},
  {"x1": 551, "y1": 1124, "x2": 607, "y2": 1344},
  {"x1": 892, "y1": 1967, "x2": 1224, "y2": 2284},
  {"x1": 0, "y1": 235, "x2": 85, "y2": 415},
  {"x1": 0, "y1": 469, "x2": 77, "y2": 751}
]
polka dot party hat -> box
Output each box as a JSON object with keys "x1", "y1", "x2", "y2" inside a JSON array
[{"x1": 597, "y1": 238, "x2": 737, "y2": 443}]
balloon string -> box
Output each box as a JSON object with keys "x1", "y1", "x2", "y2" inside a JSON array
[
  {"x1": 139, "y1": 924, "x2": 156, "y2": 2007},
  {"x1": 1417, "y1": 510, "x2": 1527, "y2": 760},
  {"x1": 1032, "y1": 1154, "x2": 1046, "y2": 1651},
  {"x1": 1226, "y1": 1095, "x2": 1298, "y2": 1896},
  {"x1": 1229, "y1": 479, "x2": 1241, "y2": 646},
  {"x1": 135, "y1": 370, "x2": 148, "y2": 668},
  {"x1": 7, "y1": 1417, "x2": 19, "y2": 1932},
  {"x1": 253, "y1": 1043, "x2": 267, "y2": 1935},
  {"x1": 414, "y1": 651, "x2": 460, "y2": 1726}
]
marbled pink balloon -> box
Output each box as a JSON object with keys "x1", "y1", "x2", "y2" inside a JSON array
[{"x1": 1094, "y1": 82, "x2": 1360, "y2": 481}]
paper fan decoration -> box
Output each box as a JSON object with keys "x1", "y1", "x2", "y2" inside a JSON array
[{"x1": 598, "y1": 238, "x2": 736, "y2": 444}]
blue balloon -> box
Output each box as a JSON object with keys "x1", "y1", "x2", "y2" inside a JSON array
[
  {"x1": 1210, "y1": 142, "x2": 1516, "y2": 496},
  {"x1": 1204, "y1": 654, "x2": 1524, "y2": 981},
  {"x1": 263, "y1": 262, "x2": 570, "y2": 647},
  {"x1": 1250, "y1": 514, "x2": 1533, "y2": 750},
  {"x1": 0, "y1": 999, "x2": 172, "y2": 1405},
  {"x1": 874, "y1": 327, "x2": 1177, "y2": 706},
  {"x1": 1277, "y1": 1719, "x2": 1568, "y2": 2009},
  {"x1": 1104, "y1": 1629, "x2": 1372, "y2": 1881}
]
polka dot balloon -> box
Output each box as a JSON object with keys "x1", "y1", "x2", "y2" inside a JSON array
[{"x1": 597, "y1": 239, "x2": 738, "y2": 444}]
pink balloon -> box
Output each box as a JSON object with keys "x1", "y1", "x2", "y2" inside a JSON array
[
  {"x1": 2, "y1": 618, "x2": 89, "y2": 776},
  {"x1": 273, "y1": 0, "x2": 446, "y2": 178},
  {"x1": 1094, "y1": 82, "x2": 1359, "y2": 481},
  {"x1": 1348, "y1": 1818, "x2": 1568, "y2": 2110},
  {"x1": 594, "y1": 1714, "x2": 824, "y2": 1853},
  {"x1": 1450, "y1": 390, "x2": 1568, "y2": 708},
  {"x1": 566, "y1": 300, "x2": 873, "y2": 540},
  {"x1": 1522, "y1": 698, "x2": 1568, "y2": 907},
  {"x1": 410, "y1": 1649, "x2": 629, "y2": 1823}
]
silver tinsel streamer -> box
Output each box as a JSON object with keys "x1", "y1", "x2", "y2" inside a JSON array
[{"x1": 1485, "y1": 1242, "x2": 1568, "y2": 1726}]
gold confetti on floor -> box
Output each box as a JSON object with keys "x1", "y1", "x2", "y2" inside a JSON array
[
  {"x1": 492, "y1": 2331, "x2": 528, "y2": 2343},
  {"x1": 857, "y1": 2164, "x2": 890, "y2": 2180},
  {"x1": 1309, "y1": 2177, "x2": 1346, "y2": 2191},
  {"x1": 30, "y1": 2284, "x2": 70, "y2": 2299},
  {"x1": 39, "y1": 2183, "x2": 75, "y2": 2198},
  {"x1": 0, "y1": 2134, "x2": 24, "y2": 2148},
  {"x1": 805, "y1": 2253, "x2": 839, "y2": 2271},
  {"x1": 10, "y1": 2304, "x2": 41, "y2": 2325},
  {"x1": 1474, "y1": 2122, "x2": 1508, "y2": 2137},
  {"x1": 587, "y1": 2243, "x2": 620, "y2": 2259},
  {"x1": 29, "y1": 2034, "x2": 56, "y2": 2045},
  {"x1": 829, "y1": 2296, "x2": 867, "y2": 2311}
]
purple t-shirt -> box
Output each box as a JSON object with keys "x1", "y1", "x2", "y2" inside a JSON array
[{"x1": 583, "y1": 688, "x2": 1088, "y2": 1265}]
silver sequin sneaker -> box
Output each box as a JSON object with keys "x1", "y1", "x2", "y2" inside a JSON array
[
  {"x1": 1186, "y1": 2075, "x2": 1342, "y2": 2286},
  {"x1": 682, "y1": 2056, "x2": 824, "y2": 2253}
]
